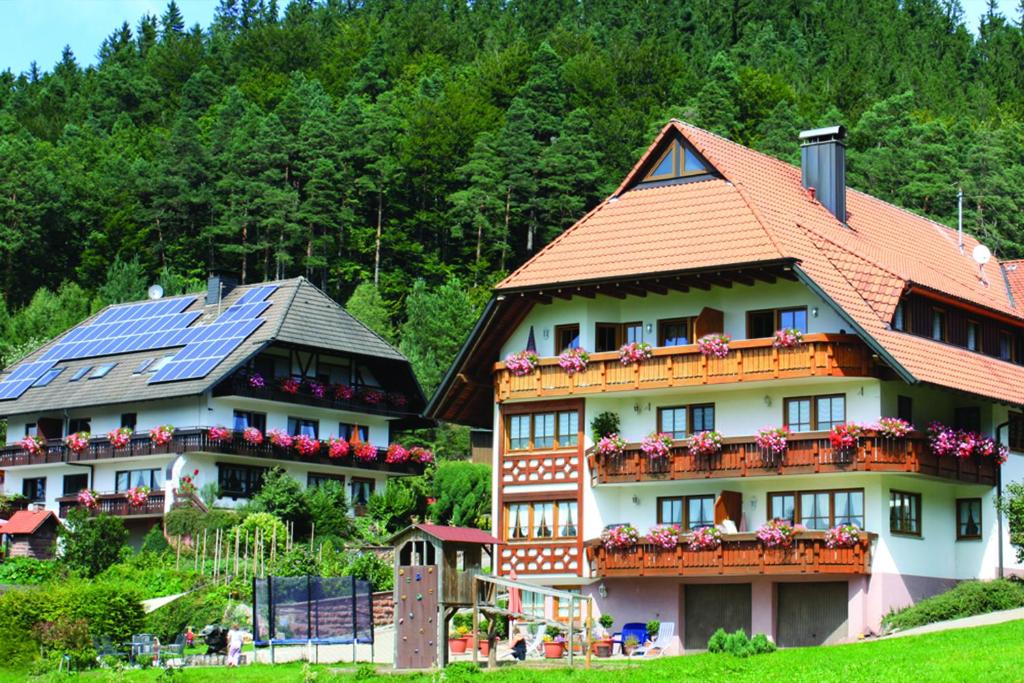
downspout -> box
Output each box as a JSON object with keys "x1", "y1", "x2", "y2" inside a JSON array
[{"x1": 995, "y1": 420, "x2": 1009, "y2": 580}]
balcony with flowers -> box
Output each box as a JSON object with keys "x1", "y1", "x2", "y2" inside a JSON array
[
  {"x1": 494, "y1": 333, "x2": 874, "y2": 401},
  {"x1": 58, "y1": 487, "x2": 166, "y2": 518},
  {"x1": 587, "y1": 419, "x2": 1004, "y2": 486},
  {"x1": 588, "y1": 520, "x2": 875, "y2": 578},
  {"x1": 1, "y1": 426, "x2": 432, "y2": 476}
]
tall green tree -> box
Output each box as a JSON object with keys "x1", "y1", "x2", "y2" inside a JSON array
[{"x1": 399, "y1": 277, "x2": 480, "y2": 395}]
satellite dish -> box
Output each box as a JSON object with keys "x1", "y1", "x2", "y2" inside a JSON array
[
  {"x1": 147, "y1": 284, "x2": 164, "y2": 300},
  {"x1": 972, "y1": 244, "x2": 992, "y2": 265}
]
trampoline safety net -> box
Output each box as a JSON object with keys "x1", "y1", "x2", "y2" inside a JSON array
[{"x1": 252, "y1": 576, "x2": 374, "y2": 646}]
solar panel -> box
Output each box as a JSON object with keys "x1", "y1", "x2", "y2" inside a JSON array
[
  {"x1": 0, "y1": 285, "x2": 279, "y2": 399},
  {"x1": 32, "y1": 368, "x2": 64, "y2": 387}
]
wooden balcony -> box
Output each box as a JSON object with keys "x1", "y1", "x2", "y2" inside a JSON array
[
  {"x1": 58, "y1": 491, "x2": 166, "y2": 518},
  {"x1": 588, "y1": 432, "x2": 999, "y2": 486},
  {"x1": 588, "y1": 532, "x2": 873, "y2": 578},
  {"x1": 0, "y1": 428, "x2": 425, "y2": 476},
  {"x1": 213, "y1": 375, "x2": 420, "y2": 419},
  {"x1": 494, "y1": 334, "x2": 873, "y2": 401}
]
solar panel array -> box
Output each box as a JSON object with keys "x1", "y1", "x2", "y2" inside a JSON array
[{"x1": 0, "y1": 285, "x2": 278, "y2": 400}]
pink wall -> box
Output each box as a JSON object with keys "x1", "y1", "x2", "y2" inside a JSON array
[{"x1": 862, "y1": 572, "x2": 959, "y2": 634}]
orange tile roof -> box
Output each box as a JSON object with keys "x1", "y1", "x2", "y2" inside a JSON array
[
  {"x1": 496, "y1": 120, "x2": 1024, "y2": 406},
  {"x1": 2, "y1": 509, "x2": 60, "y2": 535}
]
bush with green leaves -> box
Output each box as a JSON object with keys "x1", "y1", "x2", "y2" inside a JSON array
[
  {"x1": 343, "y1": 550, "x2": 393, "y2": 592},
  {"x1": 60, "y1": 508, "x2": 128, "y2": 578},
  {"x1": 750, "y1": 632, "x2": 776, "y2": 654},
  {"x1": 707, "y1": 628, "x2": 774, "y2": 657},
  {"x1": 707, "y1": 627, "x2": 728, "y2": 653},
  {"x1": 590, "y1": 411, "x2": 621, "y2": 440},
  {"x1": 883, "y1": 579, "x2": 1024, "y2": 630},
  {"x1": 165, "y1": 506, "x2": 243, "y2": 543},
  {"x1": 144, "y1": 584, "x2": 231, "y2": 643},
  {"x1": 250, "y1": 467, "x2": 310, "y2": 530},
  {"x1": 228, "y1": 512, "x2": 288, "y2": 554},
  {"x1": 304, "y1": 480, "x2": 355, "y2": 541},
  {"x1": 366, "y1": 475, "x2": 428, "y2": 533},
  {"x1": 96, "y1": 551, "x2": 195, "y2": 600},
  {"x1": 0, "y1": 557, "x2": 64, "y2": 585},
  {"x1": 998, "y1": 482, "x2": 1024, "y2": 564},
  {"x1": 429, "y1": 461, "x2": 490, "y2": 528},
  {"x1": 646, "y1": 619, "x2": 660, "y2": 639},
  {"x1": 141, "y1": 524, "x2": 170, "y2": 554}
]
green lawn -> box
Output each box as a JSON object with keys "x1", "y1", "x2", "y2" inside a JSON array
[{"x1": 10, "y1": 620, "x2": 1024, "y2": 682}]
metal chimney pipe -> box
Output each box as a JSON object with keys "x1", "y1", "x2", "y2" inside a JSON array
[{"x1": 799, "y1": 126, "x2": 847, "y2": 224}]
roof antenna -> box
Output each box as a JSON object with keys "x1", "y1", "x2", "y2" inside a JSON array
[{"x1": 957, "y1": 185, "x2": 964, "y2": 254}]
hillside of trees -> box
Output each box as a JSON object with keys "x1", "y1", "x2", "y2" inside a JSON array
[{"x1": 2, "y1": 0, "x2": 1023, "y2": 374}]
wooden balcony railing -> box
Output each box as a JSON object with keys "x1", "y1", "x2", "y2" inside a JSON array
[
  {"x1": 213, "y1": 375, "x2": 419, "y2": 419},
  {"x1": 0, "y1": 428, "x2": 425, "y2": 476},
  {"x1": 588, "y1": 532, "x2": 873, "y2": 578},
  {"x1": 494, "y1": 334, "x2": 873, "y2": 401},
  {"x1": 588, "y1": 432, "x2": 999, "y2": 486},
  {"x1": 58, "y1": 491, "x2": 166, "y2": 518}
]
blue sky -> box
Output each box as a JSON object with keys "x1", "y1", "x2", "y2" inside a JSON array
[{"x1": 0, "y1": 0, "x2": 1018, "y2": 76}]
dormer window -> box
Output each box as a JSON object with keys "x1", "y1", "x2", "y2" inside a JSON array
[
  {"x1": 893, "y1": 301, "x2": 906, "y2": 331},
  {"x1": 967, "y1": 321, "x2": 980, "y2": 352},
  {"x1": 642, "y1": 140, "x2": 709, "y2": 183},
  {"x1": 931, "y1": 309, "x2": 947, "y2": 341}
]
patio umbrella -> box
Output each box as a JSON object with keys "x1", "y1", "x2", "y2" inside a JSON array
[{"x1": 507, "y1": 569, "x2": 522, "y2": 620}]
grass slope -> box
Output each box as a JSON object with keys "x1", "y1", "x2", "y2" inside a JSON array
[{"x1": 13, "y1": 620, "x2": 1024, "y2": 683}]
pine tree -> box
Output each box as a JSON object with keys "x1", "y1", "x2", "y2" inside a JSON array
[
  {"x1": 399, "y1": 278, "x2": 479, "y2": 395},
  {"x1": 345, "y1": 282, "x2": 395, "y2": 344},
  {"x1": 687, "y1": 51, "x2": 741, "y2": 138}
]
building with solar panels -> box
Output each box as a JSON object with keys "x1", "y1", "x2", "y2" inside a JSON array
[{"x1": 0, "y1": 276, "x2": 429, "y2": 541}]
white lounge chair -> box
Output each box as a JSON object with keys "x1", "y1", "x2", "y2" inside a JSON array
[
  {"x1": 500, "y1": 625, "x2": 544, "y2": 660},
  {"x1": 630, "y1": 622, "x2": 675, "y2": 657}
]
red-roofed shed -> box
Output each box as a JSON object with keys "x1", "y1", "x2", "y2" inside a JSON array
[{"x1": 2, "y1": 509, "x2": 61, "y2": 559}]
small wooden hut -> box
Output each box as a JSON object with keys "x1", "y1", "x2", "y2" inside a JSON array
[{"x1": 3, "y1": 509, "x2": 61, "y2": 559}]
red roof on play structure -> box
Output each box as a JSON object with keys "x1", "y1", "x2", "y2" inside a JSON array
[
  {"x1": 411, "y1": 524, "x2": 500, "y2": 545},
  {"x1": 2, "y1": 509, "x2": 61, "y2": 535}
]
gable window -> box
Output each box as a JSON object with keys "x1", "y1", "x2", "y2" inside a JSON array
[
  {"x1": 287, "y1": 417, "x2": 318, "y2": 438},
  {"x1": 133, "y1": 359, "x2": 154, "y2": 374},
  {"x1": 340, "y1": 423, "x2": 368, "y2": 442},
  {"x1": 747, "y1": 307, "x2": 808, "y2": 338},
  {"x1": 506, "y1": 410, "x2": 579, "y2": 451},
  {"x1": 22, "y1": 477, "x2": 46, "y2": 502},
  {"x1": 63, "y1": 473, "x2": 88, "y2": 496},
  {"x1": 690, "y1": 404, "x2": 715, "y2": 432},
  {"x1": 504, "y1": 500, "x2": 578, "y2": 541},
  {"x1": 893, "y1": 301, "x2": 906, "y2": 331},
  {"x1": 350, "y1": 477, "x2": 376, "y2": 511},
  {"x1": 966, "y1": 321, "x2": 980, "y2": 351},
  {"x1": 24, "y1": 423, "x2": 38, "y2": 437},
  {"x1": 642, "y1": 140, "x2": 708, "y2": 183},
  {"x1": 658, "y1": 318, "x2": 693, "y2": 347},
  {"x1": 783, "y1": 394, "x2": 845, "y2": 432},
  {"x1": 999, "y1": 331, "x2": 1015, "y2": 362},
  {"x1": 956, "y1": 498, "x2": 982, "y2": 540},
  {"x1": 308, "y1": 472, "x2": 344, "y2": 488},
  {"x1": 931, "y1": 309, "x2": 947, "y2": 341},
  {"x1": 595, "y1": 322, "x2": 642, "y2": 352},
  {"x1": 656, "y1": 495, "x2": 714, "y2": 529},
  {"x1": 116, "y1": 468, "x2": 161, "y2": 492},
  {"x1": 218, "y1": 463, "x2": 267, "y2": 499},
  {"x1": 148, "y1": 355, "x2": 173, "y2": 374},
  {"x1": 555, "y1": 324, "x2": 580, "y2": 352},
  {"x1": 747, "y1": 310, "x2": 776, "y2": 338},
  {"x1": 769, "y1": 489, "x2": 864, "y2": 529},
  {"x1": 890, "y1": 490, "x2": 921, "y2": 536},
  {"x1": 233, "y1": 410, "x2": 267, "y2": 433}
]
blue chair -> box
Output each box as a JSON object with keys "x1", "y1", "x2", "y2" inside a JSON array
[{"x1": 611, "y1": 622, "x2": 647, "y2": 655}]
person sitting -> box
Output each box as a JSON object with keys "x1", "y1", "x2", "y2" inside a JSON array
[{"x1": 510, "y1": 628, "x2": 527, "y2": 661}]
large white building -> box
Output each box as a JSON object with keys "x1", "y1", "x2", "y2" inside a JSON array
[
  {"x1": 0, "y1": 277, "x2": 428, "y2": 542},
  {"x1": 429, "y1": 122, "x2": 1024, "y2": 649}
]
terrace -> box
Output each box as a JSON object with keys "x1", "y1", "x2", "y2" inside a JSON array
[
  {"x1": 57, "y1": 490, "x2": 166, "y2": 518},
  {"x1": 587, "y1": 431, "x2": 999, "y2": 486},
  {"x1": 587, "y1": 531, "x2": 874, "y2": 578},
  {"x1": 494, "y1": 334, "x2": 874, "y2": 401},
  {"x1": 0, "y1": 428, "x2": 426, "y2": 476}
]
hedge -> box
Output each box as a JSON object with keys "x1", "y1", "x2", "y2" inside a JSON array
[{"x1": 883, "y1": 579, "x2": 1024, "y2": 630}]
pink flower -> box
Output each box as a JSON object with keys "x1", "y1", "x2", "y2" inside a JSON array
[
  {"x1": 829, "y1": 423, "x2": 863, "y2": 450},
  {"x1": 18, "y1": 435, "x2": 44, "y2": 455},
  {"x1": 386, "y1": 443, "x2": 410, "y2": 464},
  {"x1": 757, "y1": 519, "x2": 796, "y2": 548},
  {"x1": 646, "y1": 524, "x2": 682, "y2": 549},
  {"x1": 595, "y1": 434, "x2": 627, "y2": 458},
  {"x1": 697, "y1": 333, "x2": 731, "y2": 359},
  {"x1": 77, "y1": 489, "x2": 98, "y2": 510},
  {"x1": 688, "y1": 525, "x2": 722, "y2": 551},
  {"x1": 328, "y1": 437, "x2": 350, "y2": 459},
  {"x1": 126, "y1": 486, "x2": 150, "y2": 508},
  {"x1": 409, "y1": 446, "x2": 434, "y2": 464},
  {"x1": 755, "y1": 426, "x2": 790, "y2": 455},
  {"x1": 149, "y1": 425, "x2": 174, "y2": 446},
  {"x1": 617, "y1": 342, "x2": 653, "y2": 366},
  {"x1": 334, "y1": 383, "x2": 355, "y2": 401},
  {"x1": 294, "y1": 434, "x2": 321, "y2": 456},
  {"x1": 243, "y1": 427, "x2": 264, "y2": 446},
  {"x1": 875, "y1": 417, "x2": 913, "y2": 438},
  {"x1": 825, "y1": 523, "x2": 860, "y2": 549},
  {"x1": 558, "y1": 348, "x2": 590, "y2": 376},
  {"x1": 601, "y1": 524, "x2": 640, "y2": 550},
  {"x1": 248, "y1": 373, "x2": 266, "y2": 389},
  {"x1": 353, "y1": 442, "x2": 378, "y2": 462},
  {"x1": 64, "y1": 431, "x2": 90, "y2": 455},
  {"x1": 688, "y1": 430, "x2": 724, "y2": 457},
  {"x1": 772, "y1": 328, "x2": 804, "y2": 349},
  {"x1": 361, "y1": 388, "x2": 386, "y2": 405},
  {"x1": 640, "y1": 432, "x2": 673, "y2": 459},
  {"x1": 268, "y1": 429, "x2": 293, "y2": 448},
  {"x1": 208, "y1": 426, "x2": 232, "y2": 442},
  {"x1": 305, "y1": 380, "x2": 326, "y2": 399},
  {"x1": 505, "y1": 351, "x2": 540, "y2": 376},
  {"x1": 107, "y1": 427, "x2": 132, "y2": 449},
  {"x1": 279, "y1": 377, "x2": 300, "y2": 394},
  {"x1": 178, "y1": 472, "x2": 198, "y2": 496}
]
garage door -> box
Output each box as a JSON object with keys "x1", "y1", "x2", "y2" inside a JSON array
[
  {"x1": 683, "y1": 584, "x2": 752, "y2": 650},
  {"x1": 776, "y1": 582, "x2": 848, "y2": 647}
]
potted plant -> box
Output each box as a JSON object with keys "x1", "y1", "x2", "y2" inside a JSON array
[
  {"x1": 646, "y1": 620, "x2": 660, "y2": 643},
  {"x1": 595, "y1": 614, "x2": 614, "y2": 657},
  {"x1": 591, "y1": 411, "x2": 621, "y2": 442},
  {"x1": 542, "y1": 626, "x2": 565, "y2": 658},
  {"x1": 623, "y1": 634, "x2": 640, "y2": 656},
  {"x1": 449, "y1": 624, "x2": 469, "y2": 654}
]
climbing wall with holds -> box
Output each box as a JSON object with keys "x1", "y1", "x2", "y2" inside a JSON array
[{"x1": 394, "y1": 564, "x2": 439, "y2": 669}]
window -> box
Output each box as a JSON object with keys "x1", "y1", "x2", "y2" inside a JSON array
[
  {"x1": 658, "y1": 407, "x2": 688, "y2": 440},
  {"x1": 967, "y1": 321, "x2": 980, "y2": 351},
  {"x1": 931, "y1": 309, "x2": 947, "y2": 341},
  {"x1": 233, "y1": 410, "x2": 267, "y2": 433},
  {"x1": 339, "y1": 423, "x2": 368, "y2": 442},
  {"x1": 893, "y1": 301, "x2": 906, "y2": 331},
  {"x1": 897, "y1": 396, "x2": 913, "y2": 424},
  {"x1": 890, "y1": 490, "x2": 921, "y2": 535},
  {"x1": 287, "y1": 417, "x2": 319, "y2": 438},
  {"x1": 658, "y1": 318, "x2": 693, "y2": 347},
  {"x1": 90, "y1": 363, "x2": 117, "y2": 379},
  {"x1": 999, "y1": 332, "x2": 1015, "y2": 362},
  {"x1": 133, "y1": 359, "x2": 154, "y2": 374},
  {"x1": 642, "y1": 140, "x2": 708, "y2": 182},
  {"x1": 506, "y1": 410, "x2": 579, "y2": 450},
  {"x1": 32, "y1": 368, "x2": 63, "y2": 387},
  {"x1": 120, "y1": 413, "x2": 137, "y2": 430},
  {"x1": 307, "y1": 472, "x2": 344, "y2": 488},
  {"x1": 656, "y1": 495, "x2": 714, "y2": 529},
  {"x1": 956, "y1": 498, "x2": 982, "y2": 540},
  {"x1": 690, "y1": 404, "x2": 715, "y2": 432},
  {"x1": 148, "y1": 355, "x2": 173, "y2": 373},
  {"x1": 554, "y1": 324, "x2": 580, "y2": 352},
  {"x1": 68, "y1": 418, "x2": 91, "y2": 434},
  {"x1": 784, "y1": 394, "x2": 845, "y2": 432},
  {"x1": 22, "y1": 477, "x2": 46, "y2": 501},
  {"x1": 954, "y1": 407, "x2": 981, "y2": 433},
  {"x1": 218, "y1": 463, "x2": 267, "y2": 499},
  {"x1": 63, "y1": 473, "x2": 89, "y2": 496},
  {"x1": 594, "y1": 322, "x2": 642, "y2": 352},
  {"x1": 70, "y1": 367, "x2": 92, "y2": 382},
  {"x1": 748, "y1": 307, "x2": 809, "y2": 338},
  {"x1": 350, "y1": 477, "x2": 376, "y2": 508},
  {"x1": 503, "y1": 500, "x2": 579, "y2": 541},
  {"x1": 115, "y1": 468, "x2": 162, "y2": 492},
  {"x1": 1010, "y1": 411, "x2": 1024, "y2": 452},
  {"x1": 770, "y1": 489, "x2": 864, "y2": 529},
  {"x1": 24, "y1": 423, "x2": 37, "y2": 437}
]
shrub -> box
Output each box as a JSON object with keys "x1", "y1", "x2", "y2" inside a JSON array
[
  {"x1": 304, "y1": 480, "x2": 355, "y2": 539},
  {"x1": 598, "y1": 614, "x2": 614, "y2": 630},
  {"x1": 164, "y1": 506, "x2": 205, "y2": 538},
  {"x1": 228, "y1": 512, "x2": 288, "y2": 554},
  {"x1": 429, "y1": 461, "x2": 490, "y2": 528},
  {"x1": 60, "y1": 509, "x2": 129, "y2": 577},
  {"x1": 750, "y1": 632, "x2": 776, "y2": 654},
  {"x1": 0, "y1": 557, "x2": 64, "y2": 585},
  {"x1": 590, "y1": 411, "x2": 621, "y2": 440},
  {"x1": 883, "y1": 579, "x2": 1024, "y2": 630},
  {"x1": 646, "y1": 619, "x2": 660, "y2": 639},
  {"x1": 250, "y1": 467, "x2": 310, "y2": 529},
  {"x1": 998, "y1": 482, "x2": 1024, "y2": 564},
  {"x1": 144, "y1": 584, "x2": 230, "y2": 643},
  {"x1": 724, "y1": 628, "x2": 754, "y2": 657},
  {"x1": 97, "y1": 552, "x2": 195, "y2": 600},
  {"x1": 707, "y1": 627, "x2": 728, "y2": 653},
  {"x1": 141, "y1": 525, "x2": 170, "y2": 554},
  {"x1": 443, "y1": 661, "x2": 482, "y2": 680},
  {"x1": 366, "y1": 475, "x2": 427, "y2": 533}
]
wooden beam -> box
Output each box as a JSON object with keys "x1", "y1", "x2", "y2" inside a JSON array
[
  {"x1": 616, "y1": 284, "x2": 647, "y2": 297},
  {"x1": 645, "y1": 282, "x2": 669, "y2": 295},
  {"x1": 665, "y1": 280, "x2": 690, "y2": 293},
  {"x1": 552, "y1": 290, "x2": 574, "y2": 300},
  {"x1": 594, "y1": 286, "x2": 625, "y2": 299},
  {"x1": 677, "y1": 276, "x2": 710, "y2": 291},
  {"x1": 751, "y1": 270, "x2": 777, "y2": 284},
  {"x1": 703, "y1": 273, "x2": 733, "y2": 288},
  {"x1": 575, "y1": 288, "x2": 596, "y2": 299},
  {"x1": 731, "y1": 273, "x2": 756, "y2": 286}
]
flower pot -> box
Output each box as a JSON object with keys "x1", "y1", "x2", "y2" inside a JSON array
[
  {"x1": 478, "y1": 639, "x2": 490, "y2": 656},
  {"x1": 595, "y1": 641, "x2": 612, "y2": 658},
  {"x1": 449, "y1": 638, "x2": 467, "y2": 654},
  {"x1": 463, "y1": 634, "x2": 475, "y2": 648},
  {"x1": 543, "y1": 642, "x2": 565, "y2": 659}
]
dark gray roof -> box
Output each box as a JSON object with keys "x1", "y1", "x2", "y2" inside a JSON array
[{"x1": 0, "y1": 278, "x2": 417, "y2": 418}]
